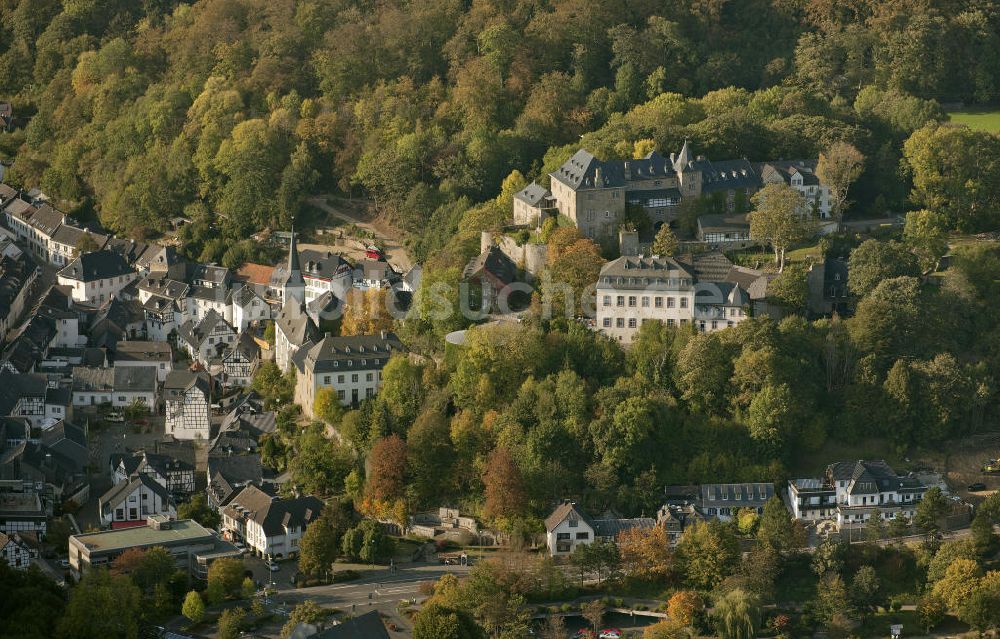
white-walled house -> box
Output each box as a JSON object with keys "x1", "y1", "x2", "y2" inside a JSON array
[
  {"x1": 545, "y1": 502, "x2": 596, "y2": 556},
  {"x1": 230, "y1": 285, "x2": 271, "y2": 333},
  {"x1": 113, "y1": 341, "x2": 173, "y2": 383},
  {"x1": 788, "y1": 460, "x2": 928, "y2": 530},
  {"x1": 112, "y1": 365, "x2": 157, "y2": 409},
  {"x1": 221, "y1": 332, "x2": 259, "y2": 387},
  {"x1": 56, "y1": 250, "x2": 137, "y2": 305},
  {"x1": 759, "y1": 161, "x2": 833, "y2": 220},
  {"x1": 221, "y1": 484, "x2": 323, "y2": 561},
  {"x1": 176, "y1": 309, "x2": 236, "y2": 365},
  {"x1": 164, "y1": 371, "x2": 211, "y2": 441},
  {"x1": 543, "y1": 501, "x2": 655, "y2": 557},
  {"x1": 0, "y1": 532, "x2": 33, "y2": 569},
  {"x1": 71, "y1": 366, "x2": 113, "y2": 406},
  {"x1": 111, "y1": 451, "x2": 196, "y2": 496},
  {"x1": 99, "y1": 473, "x2": 176, "y2": 528},
  {"x1": 292, "y1": 332, "x2": 405, "y2": 414}
]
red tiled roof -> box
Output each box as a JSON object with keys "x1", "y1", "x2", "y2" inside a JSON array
[{"x1": 234, "y1": 263, "x2": 275, "y2": 286}]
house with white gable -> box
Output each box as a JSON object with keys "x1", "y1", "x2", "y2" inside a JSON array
[
  {"x1": 221, "y1": 484, "x2": 323, "y2": 561},
  {"x1": 164, "y1": 371, "x2": 211, "y2": 441},
  {"x1": 221, "y1": 332, "x2": 260, "y2": 388},
  {"x1": 99, "y1": 472, "x2": 176, "y2": 528},
  {"x1": 110, "y1": 451, "x2": 196, "y2": 496},
  {"x1": 176, "y1": 309, "x2": 237, "y2": 365},
  {"x1": 230, "y1": 285, "x2": 271, "y2": 333},
  {"x1": 0, "y1": 532, "x2": 33, "y2": 569},
  {"x1": 56, "y1": 250, "x2": 137, "y2": 305},
  {"x1": 544, "y1": 500, "x2": 654, "y2": 557},
  {"x1": 788, "y1": 460, "x2": 928, "y2": 530}
]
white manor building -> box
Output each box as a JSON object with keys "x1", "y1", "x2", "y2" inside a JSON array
[
  {"x1": 788, "y1": 460, "x2": 929, "y2": 530},
  {"x1": 56, "y1": 250, "x2": 137, "y2": 305},
  {"x1": 596, "y1": 252, "x2": 769, "y2": 344},
  {"x1": 292, "y1": 332, "x2": 405, "y2": 414},
  {"x1": 221, "y1": 484, "x2": 323, "y2": 561}
]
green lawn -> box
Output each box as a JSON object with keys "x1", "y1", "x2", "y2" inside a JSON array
[{"x1": 947, "y1": 109, "x2": 1000, "y2": 133}]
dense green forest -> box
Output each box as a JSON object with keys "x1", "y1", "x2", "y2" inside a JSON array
[
  {"x1": 2, "y1": 0, "x2": 1000, "y2": 268},
  {"x1": 2, "y1": 0, "x2": 1000, "y2": 522}
]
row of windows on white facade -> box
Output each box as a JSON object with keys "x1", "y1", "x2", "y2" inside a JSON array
[{"x1": 604, "y1": 295, "x2": 689, "y2": 309}]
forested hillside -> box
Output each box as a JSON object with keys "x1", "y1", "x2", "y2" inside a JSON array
[{"x1": 2, "y1": 0, "x2": 1000, "y2": 268}]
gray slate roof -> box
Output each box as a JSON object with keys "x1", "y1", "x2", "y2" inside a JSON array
[
  {"x1": 58, "y1": 250, "x2": 134, "y2": 282},
  {"x1": 514, "y1": 182, "x2": 551, "y2": 207},
  {"x1": 163, "y1": 370, "x2": 210, "y2": 401},
  {"x1": 300, "y1": 332, "x2": 404, "y2": 375},
  {"x1": 275, "y1": 302, "x2": 320, "y2": 347},
  {"x1": 223, "y1": 484, "x2": 323, "y2": 537},
  {"x1": 71, "y1": 366, "x2": 113, "y2": 392},
  {"x1": 113, "y1": 365, "x2": 157, "y2": 393},
  {"x1": 311, "y1": 611, "x2": 391, "y2": 639},
  {"x1": 113, "y1": 341, "x2": 172, "y2": 363},
  {"x1": 100, "y1": 472, "x2": 172, "y2": 512}
]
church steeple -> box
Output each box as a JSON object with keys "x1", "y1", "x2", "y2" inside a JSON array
[
  {"x1": 673, "y1": 138, "x2": 693, "y2": 173},
  {"x1": 283, "y1": 225, "x2": 305, "y2": 304}
]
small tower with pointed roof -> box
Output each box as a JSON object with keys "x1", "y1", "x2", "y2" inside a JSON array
[
  {"x1": 673, "y1": 139, "x2": 702, "y2": 197},
  {"x1": 283, "y1": 226, "x2": 305, "y2": 306}
]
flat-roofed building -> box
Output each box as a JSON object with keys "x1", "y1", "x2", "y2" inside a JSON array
[{"x1": 68, "y1": 515, "x2": 240, "y2": 578}]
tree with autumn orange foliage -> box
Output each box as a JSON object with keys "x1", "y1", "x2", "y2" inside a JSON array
[
  {"x1": 363, "y1": 434, "x2": 409, "y2": 522},
  {"x1": 340, "y1": 288, "x2": 395, "y2": 336},
  {"x1": 482, "y1": 447, "x2": 528, "y2": 525},
  {"x1": 667, "y1": 591, "x2": 705, "y2": 626},
  {"x1": 617, "y1": 525, "x2": 676, "y2": 583}
]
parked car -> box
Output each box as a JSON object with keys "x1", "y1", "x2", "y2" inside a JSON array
[
  {"x1": 969, "y1": 482, "x2": 988, "y2": 492},
  {"x1": 599, "y1": 629, "x2": 622, "y2": 639},
  {"x1": 58, "y1": 559, "x2": 70, "y2": 568},
  {"x1": 105, "y1": 413, "x2": 125, "y2": 423},
  {"x1": 365, "y1": 246, "x2": 383, "y2": 260},
  {"x1": 268, "y1": 563, "x2": 280, "y2": 572}
]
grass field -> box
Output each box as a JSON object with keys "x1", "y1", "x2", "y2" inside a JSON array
[{"x1": 947, "y1": 108, "x2": 1000, "y2": 132}]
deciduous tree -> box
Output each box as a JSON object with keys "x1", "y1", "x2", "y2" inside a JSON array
[
  {"x1": 56, "y1": 569, "x2": 141, "y2": 639},
  {"x1": 652, "y1": 225, "x2": 679, "y2": 256},
  {"x1": 749, "y1": 182, "x2": 813, "y2": 272},
  {"x1": 904, "y1": 209, "x2": 949, "y2": 273},
  {"x1": 178, "y1": 494, "x2": 220, "y2": 529},
  {"x1": 298, "y1": 502, "x2": 349, "y2": 578},
  {"x1": 713, "y1": 589, "x2": 760, "y2": 639},
  {"x1": 182, "y1": 591, "x2": 205, "y2": 625},
  {"x1": 617, "y1": 525, "x2": 675, "y2": 582},
  {"x1": 816, "y1": 142, "x2": 864, "y2": 219},
  {"x1": 667, "y1": 591, "x2": 704, "y2": 626},
  {"x1": 482, "y1": 447, "x2": 528, "y2": 524},
  {"x1": 847, "y1": 239, "x2": 920, "y2": 297},
  {"x1": 931, "y1": 558, "x2": 982, "y2": 611}
]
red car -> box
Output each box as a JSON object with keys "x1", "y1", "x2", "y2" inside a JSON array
[{"x1": 365, "y1": 247, "x2": 383, "y2": 260}]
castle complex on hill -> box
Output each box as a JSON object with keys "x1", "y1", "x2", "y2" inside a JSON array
[{"x1": 513, "y1": 141, "x2": 831, "y2": 242}]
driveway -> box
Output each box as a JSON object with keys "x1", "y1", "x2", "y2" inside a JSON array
[{"x1": 306, "y1": 196, "x2": 413, "y2": 272}]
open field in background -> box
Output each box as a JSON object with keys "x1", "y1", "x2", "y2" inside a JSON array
[{"x1": 947, "y1": 108, "x2": 1000, "y2": 132}]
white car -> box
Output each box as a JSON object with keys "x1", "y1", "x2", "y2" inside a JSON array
[
  {"x1": 105, "y1": 413, "x2": 125, "y2": 423},
  {"x1": 268, "y1": 563, "x2": 280, "y2": 572}
]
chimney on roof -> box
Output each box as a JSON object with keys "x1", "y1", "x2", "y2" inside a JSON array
[
  {"x1": 623, "y1": 161, "x2": 631, "y2": 180},
  {"x1": 380, "y1": 330, "x2": 386, "y2": 340}
]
